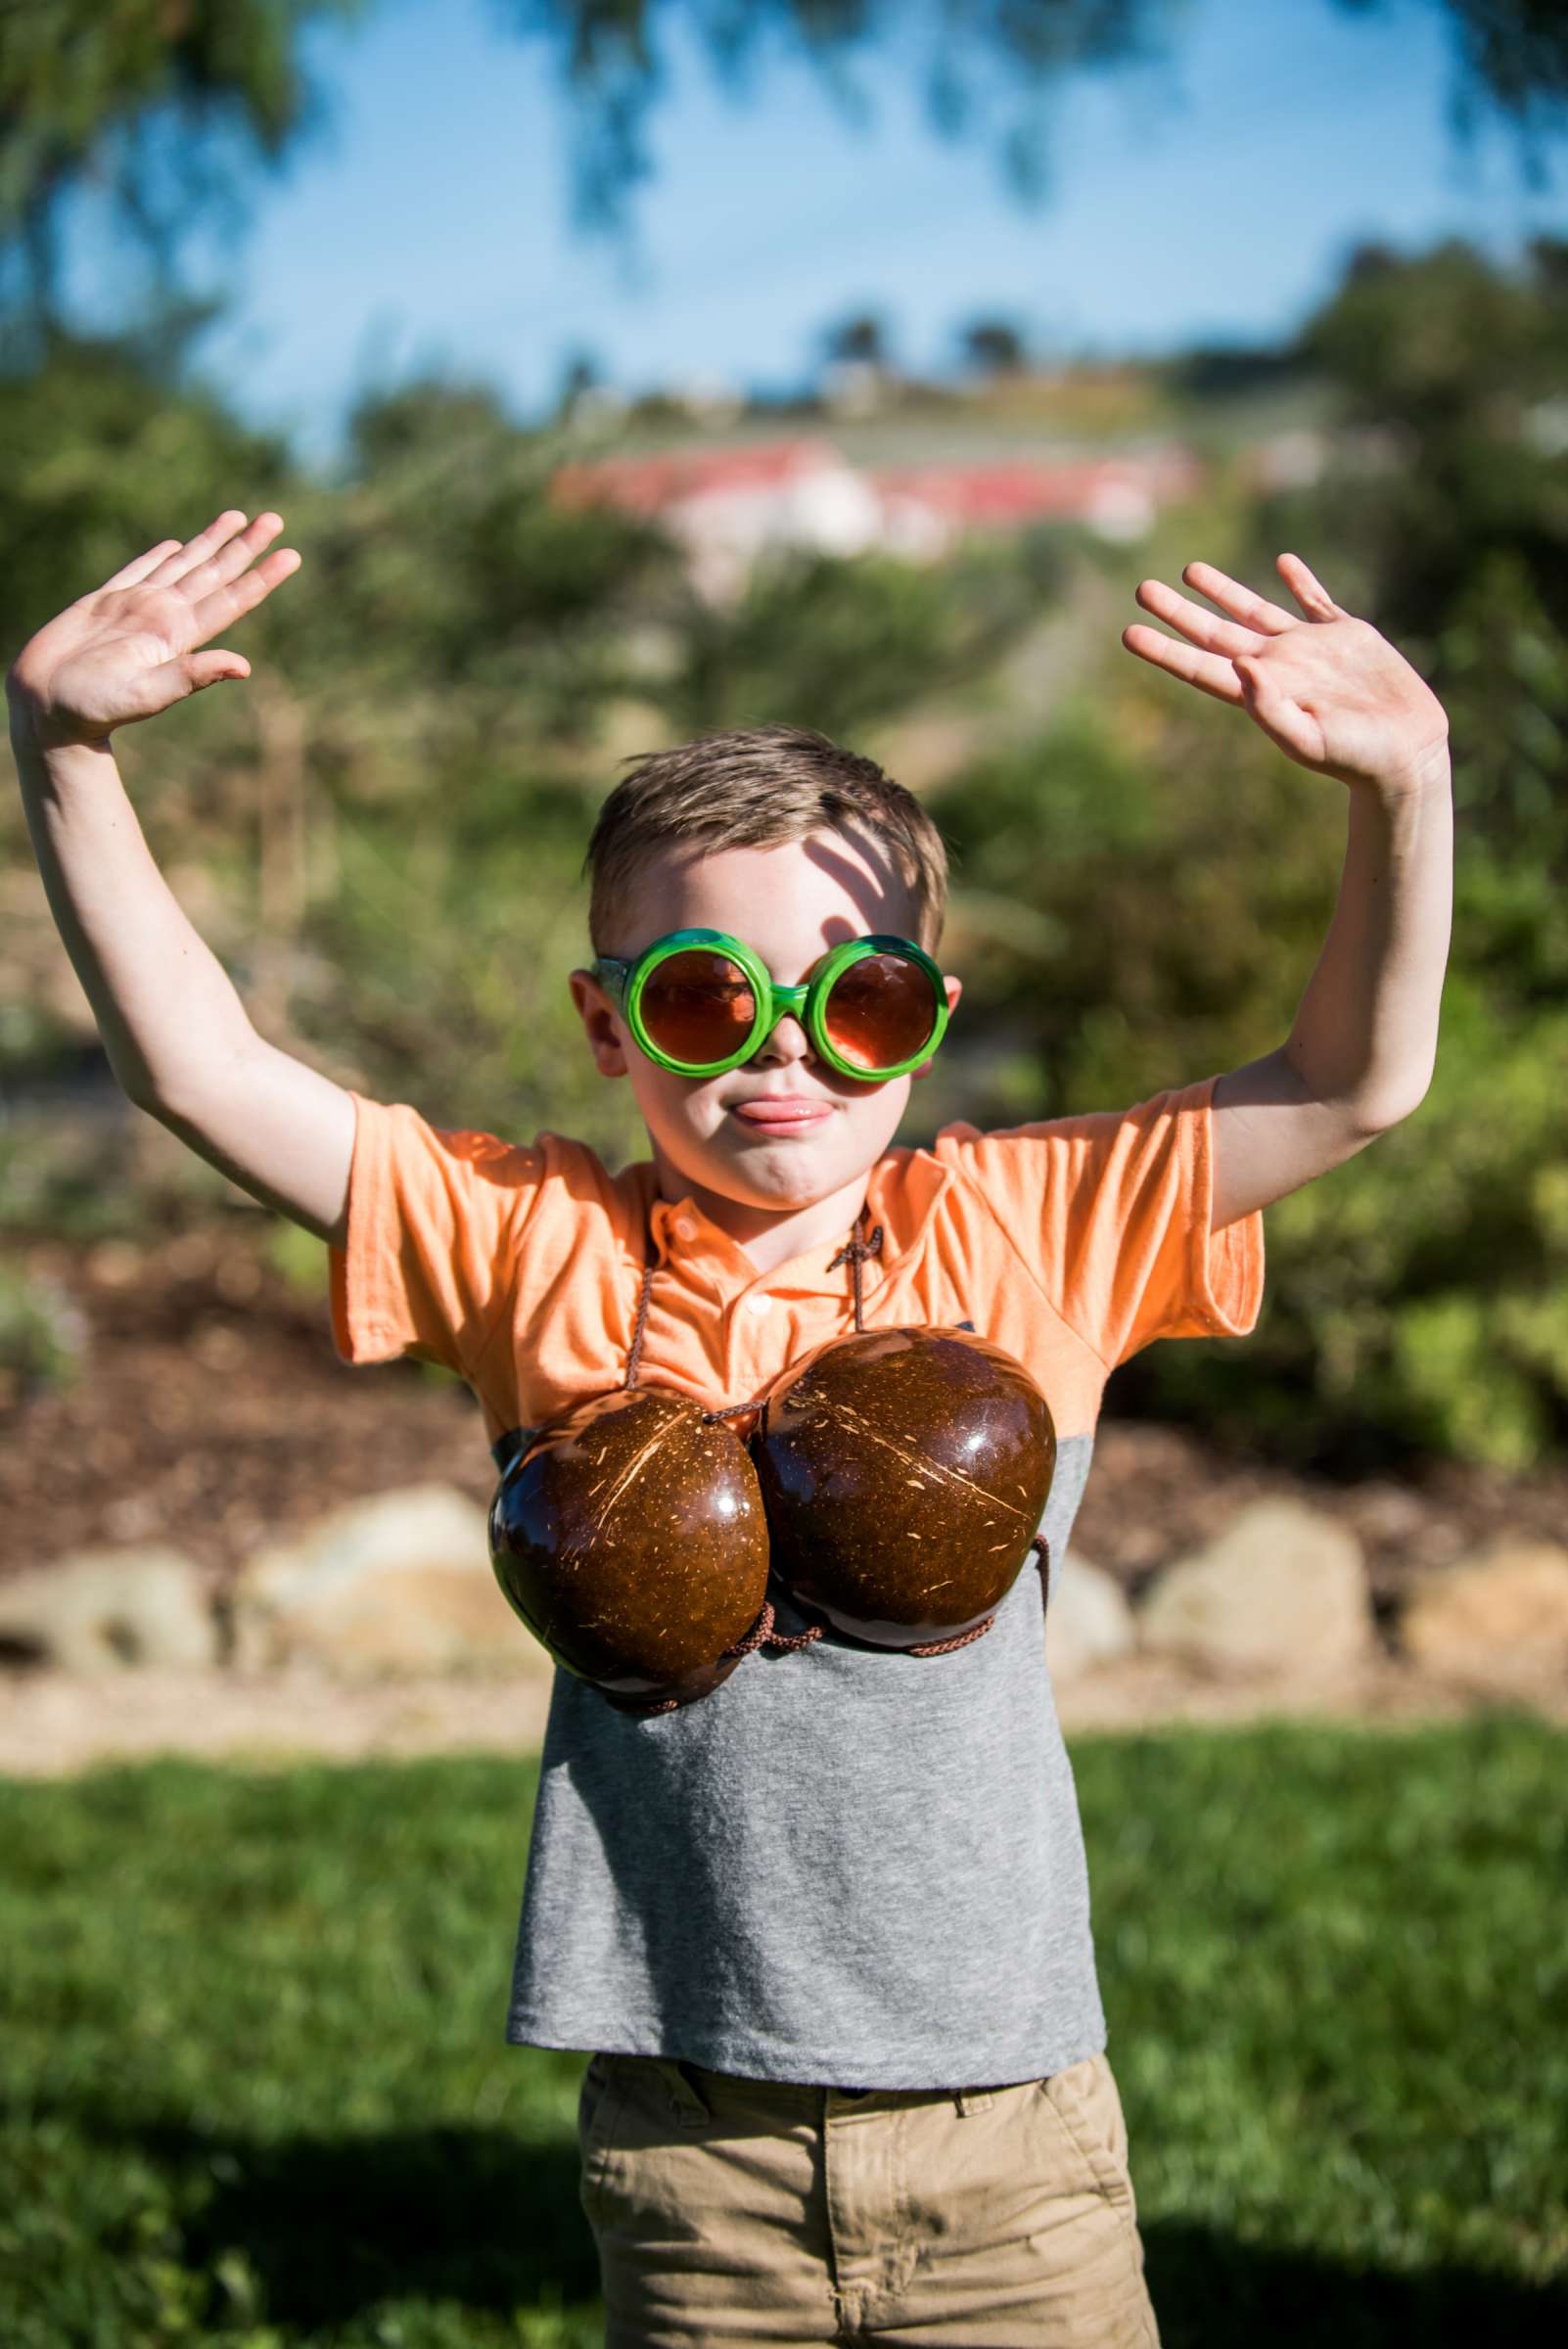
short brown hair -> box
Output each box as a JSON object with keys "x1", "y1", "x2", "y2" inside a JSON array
[{"x1": 581, "y1": 725, "x2": 950, "y2": 957}]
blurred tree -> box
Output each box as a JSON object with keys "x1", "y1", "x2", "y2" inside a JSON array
[
  {"x1": 555, "y1": 344, "x2": 609, "y2": 424},
  {"x1": 1395, "y1": 0, "x2": 1568, "y2": 159},
  {"x1": 498, "y1": 0, "x2": 1186, "y2": 231},
  {"x1": 654, "y1": 539, "x2": 1046, "y2": 741},
  {"x1": 1298, "y1": 232, "x2": 1566, "y2": 438},
  {"x1": 5, "y1": 2, "x2": 1565, "y2": 305},
  {"x1": 1166, "y1": 341, "x2": 1306, "y2": 399},
  {"x1": 820, "y1": 309, "x2": 893, "y2": 370},
  {"x1": 1276, "y1": 233, "x2": 1568, "y2": 850},
  {"x1": 504, "y1": 0, "x2": 1568, "y2": 232},
  {"x1": 958, "y1": 314, "x2": 1030, "y2": 375},
  {"x1": 0, "y1": 323, "x2": 289, "y2": 655},
  {"x1": 0, "y1": 0, "x2": 361, "y2": 319}
]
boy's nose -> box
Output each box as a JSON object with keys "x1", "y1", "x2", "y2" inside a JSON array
[{"x1": 754, "y1": 1012, "x2": 813, "y2": 1065}]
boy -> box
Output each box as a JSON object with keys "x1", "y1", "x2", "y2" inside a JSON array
[{"x1": 10, "y1": 511, "x2": 1452, "y2": 2345}]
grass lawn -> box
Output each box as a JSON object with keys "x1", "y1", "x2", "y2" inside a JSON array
[{"x1": 1, "y1": 1713, "x2": 1564, "y2": 2346}]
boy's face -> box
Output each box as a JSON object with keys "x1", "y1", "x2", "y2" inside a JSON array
[{"x1": 570, "y1": 827, "x2": 963, "y2": 1222}]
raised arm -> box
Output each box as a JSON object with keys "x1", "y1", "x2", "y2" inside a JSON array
[
  {"x1": 1122, "y1": 552, "x2": 1453, "y2": 1230},
  {"x1": 7, "y1": 512, "x2": 356, "y2": 1247}
]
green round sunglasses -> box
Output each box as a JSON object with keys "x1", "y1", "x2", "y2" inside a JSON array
[{"x1": 589, "y1": 927, "x2": 951, "y2": 1082}]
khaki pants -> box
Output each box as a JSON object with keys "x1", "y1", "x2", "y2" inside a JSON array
[{"x1": 577, "y1": 2048, "x2": 1161, "y2": 2345}]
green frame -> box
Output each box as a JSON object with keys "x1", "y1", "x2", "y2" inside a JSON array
[{"x1": 590, "y1": 927, "x2": 950, "y2": 1081}]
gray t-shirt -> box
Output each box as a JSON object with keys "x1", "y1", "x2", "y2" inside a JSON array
[
  {"x1": 505, "y1": 1432, "x2": 1102, "y2": 2090},
  {"x1": 326, "y1": 1081, "x2": 1262, "y2": 2091}
]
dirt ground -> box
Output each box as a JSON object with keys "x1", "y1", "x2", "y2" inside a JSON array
[{"x1": 5, "y1": 1225, "x2": 1567, "y2": 1776}]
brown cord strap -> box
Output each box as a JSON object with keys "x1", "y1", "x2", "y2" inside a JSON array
[
  {"x1": 626, "y1": 1203, "x2": 882, "y2": 1401},
  {"x1": 621, "y1": 1203, "x2": 1042, "y2": 1673},
  {"x1": 904, "y1": 1533, "x2": 1051, "y2": 1654},
  {"x1": 759, "y1": 1611, "x2": 824, "y2": 1654},
  {"x1": 630, "y1": 1534, "x2": 1050, "y2": 1711},
  {"x1": 827, "y1": 1216, "x2": 884, "y2": 1333},
  {"x1": 725, "y1": 1596, "x2": 823, "y2": 1659},
  {"x1": 905, "y1": 1619, "x2": 993, "y2": 1657},
  {"x1": 623, "y1": 1226, "x2": 658, "y2": 1392},
  {"x1": 724, "y1": 1600, "x2": 779, "y2": 1660},
  {"x1": 628, "y1": 1202, "x2": 877, "y2": 1418},
  {"x1": 633, "y1": 1590, "x2": 828, "y2": 1714}
]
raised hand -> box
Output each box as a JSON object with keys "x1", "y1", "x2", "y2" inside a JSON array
[
  {"x1": 6, "y1": 511, "x2": 302, "y2": 750},
  {"x1": 1121, "y1": 553, "x2": 1450, "y2": 796}
]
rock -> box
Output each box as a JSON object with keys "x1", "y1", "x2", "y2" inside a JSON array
[
  {"x1": 1044, "y1": 1551, "x2": 1135, "y2": 1680},
  {"x1": 0, "y1": 1548, "x2": 218, "y2": 1672},
  {"x1": 1136, "y1": 1498, "x2": 1372, "y2": 1676},
  {"x1": 1401, "y1": 1540, "x2": 1568, "y2": 1671},
  {"x1": 231, "y1": 1484, "x2": 548, "y2": 1678}
]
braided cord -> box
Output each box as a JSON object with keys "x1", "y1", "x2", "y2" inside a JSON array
[
  {"x1": 623, "y1": 1226, "x2": 657, "y2": 1390},
  {"x1": 626, "y1": 1201, "x2": 884, "y2": 1412},
  {"x1": 903, "y1": 1533, "x2": 1051, "y2": 1654},
  {"x1": 826, "y1": 1215, "x2": 885, "y2": 1333}
]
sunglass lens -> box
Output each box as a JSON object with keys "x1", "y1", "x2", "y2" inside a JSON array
[
  {"x1": 640, "y1": 949, "x2": 757, "y2": 1066},
  {"x1": 823, "y1": 953, "x2": 940, "y2": 1072}
]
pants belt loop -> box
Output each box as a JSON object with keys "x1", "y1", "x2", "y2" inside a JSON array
[
  {"x1": 955, "y1": 2087, "x2": 996, "y2": 2117},
  {"x1": 653, "y1": 2056, "x2": 713, "y2": 2129}
]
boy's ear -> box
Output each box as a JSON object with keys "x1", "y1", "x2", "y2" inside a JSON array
[
  {"x1": 568, "y1": 968, "x2": 630, "y2": 1078},
  {"x1": 909, "y1": 973, "x2": 962, "y2": 1083}
]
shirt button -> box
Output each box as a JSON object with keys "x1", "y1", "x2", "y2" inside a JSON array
[
  {"x1": 746, "y1": 1293, "x2": 773, "y2": 1314},
  {"x1": 673, "y1": 1214, "x2": 696, "y2": 1241}
]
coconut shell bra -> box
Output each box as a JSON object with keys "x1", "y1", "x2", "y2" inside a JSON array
[{"x1": 487, "y1": 1205, "x2": 1056, "y2": 1716}]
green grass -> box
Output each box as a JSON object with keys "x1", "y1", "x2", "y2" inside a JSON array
[{"x1": 1, "y1": 1717, "x2": 1564, "y2": 2346}]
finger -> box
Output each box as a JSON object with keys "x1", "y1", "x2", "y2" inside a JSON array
[
  {"x1": 1180, "y1": 560, "x2": 1296, "y2": 635},
  {"x1": 174, "y1": 511, "x2": 286, "y2": 601},
  {"x1": 129, "y1": 650, "x2": 252, "y2": 716},
  {"x1": 1276, "y1": 552, "x2": 1344, "y2": 622},
  {"x1": 144, "y1": 510, "x2": 251, "y2": 586},
  {"x1": 1134, "y1": 576, "x2": 1268, "y2": 661},
  {"x1": 186, "y1": 546, "x2": 301, "y2": 639},
  {"x1": 1121, "y1": 624, "x2": 1244, "y2": 706},
  {"x1": 102, "y1": 538, "x2": 182, "y2": 591},
  {"x1": 169, "y1": 650, "x2": 254, "y2": 696}
]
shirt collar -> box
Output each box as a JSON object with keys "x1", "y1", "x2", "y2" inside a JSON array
[{"x1": 626, "y1": 1144, "x2": 954, "y2": 1298}]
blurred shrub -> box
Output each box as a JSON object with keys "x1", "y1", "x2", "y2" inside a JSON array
[
  {"x1": 265, "y1": 1217, "x2": 329, "y2": 1296},
  {"x1": 0, "y1": 1115, "x2": 141, "y2": 1243},
  {"x1": 655, "y1": 535, "x2": 1057, "y2": 742},
  {"x1": 0, "y1": 326, "x2": 289, "y2": 655},
  {"x1": 0, "y1": 1265, "x2": 85, "y2": 1410}
]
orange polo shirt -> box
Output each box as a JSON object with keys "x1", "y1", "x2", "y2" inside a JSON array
[{"x1": 328, "y1": 1074, "x2": 1264, "y2": 1448}]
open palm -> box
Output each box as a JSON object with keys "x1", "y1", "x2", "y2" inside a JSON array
[
  {"x1": 9, "y1": 511, "x2": 301, "y2": 749},
  {"x1": 1121, "y1": 552, "x2": 1449, "y2": 794}
]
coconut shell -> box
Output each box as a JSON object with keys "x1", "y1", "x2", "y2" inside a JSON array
[
  {"x1": 488, "y1": 1387, "x2": 770, "y2": 1710},
  {"x1": 751, "y1": 1325, "x2": 1055, "y2": 1646}
]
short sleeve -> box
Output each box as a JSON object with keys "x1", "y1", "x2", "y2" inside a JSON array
[
  {"x1": 328, "y1": 1091, "x2": 545, "y2": 1378},
  {"x1": 932, "y1": 1074, "x2": 1264, "y2": 1369}
]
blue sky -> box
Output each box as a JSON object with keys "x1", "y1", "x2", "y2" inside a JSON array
[{"x1": 69, "y1": 0, "x2": 1568, "y2": 453}]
